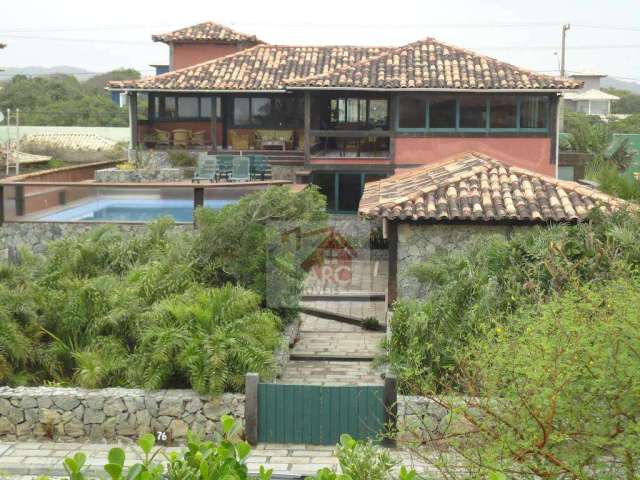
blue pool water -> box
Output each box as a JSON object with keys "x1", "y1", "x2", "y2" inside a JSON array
[{"x1": 42, "y1": 198, "x2": 236, "y2": 222}]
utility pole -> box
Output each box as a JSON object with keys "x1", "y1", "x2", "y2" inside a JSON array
[{"x1": 560, "y1": 23, "x2": 571, "y2": 77}]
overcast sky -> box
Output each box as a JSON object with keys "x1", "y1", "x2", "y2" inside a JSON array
[{"x1": 1, "y1": 0, "x2": 639, "y2": 83}]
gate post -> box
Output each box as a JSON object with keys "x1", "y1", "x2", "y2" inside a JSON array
[
  {"x1": 383, "y1": 376, "x2": 397, "y2": 447},
  {"x1": 245, "y1": 373, "x2": 259, "y2": 445}
]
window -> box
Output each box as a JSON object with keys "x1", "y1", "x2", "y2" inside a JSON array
[
  {"x1": 177, "y1": 97, "x2": 199, "y2": 118},
  {"x1": 459, "y1": 97, "x2": 487, "y2": 129},
  {"x1": 152, "y1": 95, "x2": 221, "y2": 120},
  {"x1": 520, "y1": 96, "x2": 548, "y2": 129},
  {"x1": 490, "y1": 96, "x2": 517, "y2": 128},
  {"x1": 399, "y1": 95, "x2": 426, "y2": 129},
  {"x1": 338, "y1": 173, "x2": 362, "y2": 211},
  {"x1": 164, "y1": 97, "x2": 177, "y2": 119},
  {"x1": 314, "y1": 173, "x2": 336, "y2": 211},
  {"x1": 312, "y1": 172, "x2": 388, "y2": 213},
  {"x1": 233, "y1": 98, "x2": 251, "y2": 126},
  {"x1": 331, "y1": 99, "x2": 346, "y2": 123},
  {"x1": 368, "y1": 100, "x2": 388, "y2": 128},
  {"x1": 251, "y1": 97, "x2": 271, "y2": 127},
  {"x1": 273, "y1": 97, "x2": 303, "y2": 127},
  {"x1": 200, "y1": 98, "x2": 212, "y2": 118},
  {"x1": 429, "y1": 97, "x2": 456, "y2": 129}
]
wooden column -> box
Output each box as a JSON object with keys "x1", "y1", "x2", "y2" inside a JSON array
[
  {"x1": 383, "y1": 376, "x2": 398, "y2": 447},
  {"x1": 245, "y1": 373, "x2": 259, "y2": 445},
  {"x1": 210, "y1": 96, "x2": 218, "y2": 153},
  {"x1": 128, "y1": 92, "x2": 138, "y2": 150},
  {"x1": 303, "y1": 91, "x2": 311, "y2": 165},
  {"x1": 387, "y1": 221, "x2": 398, "y2": 307},
  {"x1": 389, "y1": 94, "x2": 397, "y2": 172},
  {"x1": 0, "y1": 185, "x2": 4, "y2": 225},
  {"x1": 549, "y1": 94, "x2": 560, "y2": 174}
]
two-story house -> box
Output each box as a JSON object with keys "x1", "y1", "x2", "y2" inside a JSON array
[{"x1": 109, "y1": 21, "x2": 580, "y2": 213}]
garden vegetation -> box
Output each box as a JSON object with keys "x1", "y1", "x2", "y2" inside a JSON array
[
  {"x1": 0, "y1": 186, "x2": 327, "y2": 394},
  {"x1": 387, "y1": 209, "x2": 640, "y2": 478}
]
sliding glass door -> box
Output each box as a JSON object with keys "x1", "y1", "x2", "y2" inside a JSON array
[{"x1": 312, "y1": 172, "x2": 386, "y2": 213}]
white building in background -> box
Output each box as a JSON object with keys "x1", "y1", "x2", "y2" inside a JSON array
[{"x1": 564, "y1": 73, "x2": 619, "y2": 117}]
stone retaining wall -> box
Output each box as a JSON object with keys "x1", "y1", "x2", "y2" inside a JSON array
[
  {"x1": 397, "y1": 395, "x2": 454, "y2": 442},
  {"x1": 95, "y1": 168, "x2": 184, "y2": 183},
  {"x1": 0, "y1": 222, "x2": 190, "y2": 257},
  {"x1": 0, "y1": 387, "x2": 244, "y2": 444},
  {"x1": 397, "y1": 224, "x2": 531, "y2": 299}
]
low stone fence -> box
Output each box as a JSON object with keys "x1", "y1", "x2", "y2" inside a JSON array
[
  {"x1": 397, "y1": 395, "x2": 455, "y2": 442},
  {"x1": 95, "y1": 168, "x2": 184, "y2": 183},
  {"x1": 0, "y1": 222, "x2": 191, "y2": 257},
  {"x1": 0, "y1": 387, "x2": 244, "y2": 444}
]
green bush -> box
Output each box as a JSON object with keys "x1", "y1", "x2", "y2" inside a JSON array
[
  {"x1": 432, "y1": 280, "x2": 640, "y2": 479},
  {"x1": 387, "y1": 209, "x2": 640, "y2": 393},
  {"x1": 169, "y1": 151, "x2": 197, "y2": 168},
  {"x1": 56, "y1": 417, "x2": 416, "y2": 480},
  {"x1": 0, "y1": 186, "x2": 326, "y2": 393}
]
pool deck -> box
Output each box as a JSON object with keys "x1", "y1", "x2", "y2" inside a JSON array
[{"x1": 0, "y1": 179, "x2": 292, "y2": 188}]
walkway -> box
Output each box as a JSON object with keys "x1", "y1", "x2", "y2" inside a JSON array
[
  {"x1": 0, "y1": 441, "x2": 439, "y2": 478},
  {"x1": 278, "y1": 257, "x2": 389, "y2": 386}
]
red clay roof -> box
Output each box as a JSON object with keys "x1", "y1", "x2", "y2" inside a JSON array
[
  {"x1": 109, "y1": 45, "x2": 389, "y2": 91},
  {"x1": 288, "y1": 38, "x2": 580, "y2": 90},
  {"x1": 110, "y1": 36, "x2": 580, "y2": 92},
  {"x1": 152, "y1": 21, "x2": 262, "y2": 44},
  {"x1": 358, "y1": 152, "x2": 625, "y2": 222}
]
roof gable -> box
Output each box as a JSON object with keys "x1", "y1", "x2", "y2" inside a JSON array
[
  {"x1": 359, "y1": 152, "x2": 625, "y2": 222},
  {"x1": 152, "y1": 21, "x2": 261, "y2": 44},
  {"x1": 287, "y1": 38, "x2": 580, "y2": 90}
]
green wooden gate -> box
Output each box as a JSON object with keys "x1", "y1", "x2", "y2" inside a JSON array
[{"x1": 257, "y1": 383, "x2": 386, "y2": 445}]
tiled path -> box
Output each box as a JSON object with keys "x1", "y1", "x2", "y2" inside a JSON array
[{"x1": 0, "y1": 441, "x2": 440, "y2": 478}]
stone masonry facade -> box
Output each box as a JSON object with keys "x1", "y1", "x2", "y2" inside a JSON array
[
  {"x1": 0, "y1": 222, "x2": 191, "y2": 257},
  {"x1": 397, "y1": 223, "x2": 530, "y2": 299},
  {"x1": 0, "y1": 387, "x2": 243, "y2": 444},
  {"x1": 95, "y1": 168, "x2": 184, "y2": 183}
]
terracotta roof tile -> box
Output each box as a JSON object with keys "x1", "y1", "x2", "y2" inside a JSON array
[
  {"x1": 110, "y1": 45, "x2": 389, "y2": 91},
  {"x1": 289, "y1": 38, "x2": 580, "y2": 90},
  {"x1": 152, "y1": 21, "x2": 261, "y2": 44},
  {"x1": 110, "y1": 37, "x2": 580, "y2": 92},
  {"x1": 358, "y1": 152, "x2": 626, "y2": 222}
]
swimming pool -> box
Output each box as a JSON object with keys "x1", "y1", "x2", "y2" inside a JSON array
[{"x1": 42, "y1": 197, "x2": 236, "y2": 222}]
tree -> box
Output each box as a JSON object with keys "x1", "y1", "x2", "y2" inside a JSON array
[
  {"x1": 604, "y1": 87, "x2": 640, "y2": 115},
  {"x1": 0, "y1": 69, "x2": 140, "y2": 126},
  {"x1": 426, "y1": 280, "x2": 640, "y2": 480}
]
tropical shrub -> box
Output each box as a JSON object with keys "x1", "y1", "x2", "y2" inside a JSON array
[
  {"x1": 387, "y1": 209, "x2": 640, "y2": 393},
  {"x1": 57, "y1": 417, "x2": 416, "y2": 480},
  {"x1": 0, "y1": 186, "x2": 326, "y2": 392},
  {"x1": 428, "y1": 280, "x2": 640, "y2": 480}
]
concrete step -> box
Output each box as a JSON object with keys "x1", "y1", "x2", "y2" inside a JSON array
[
  {"x1": 301, "y1": 292, "x2": 386, "y2": 302},
  {"x1": 299, "y1": 306, "x2": 385, "y2": 331},
  {"x1": 278, "y1": 359, "x2": 383, "y2": 385},
  {"x1": 289, "y1": 353, "x2": 376, "y2": 362}
]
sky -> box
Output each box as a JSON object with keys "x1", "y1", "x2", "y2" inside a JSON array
[{"x1": 1, "y1": 0, "x2": 639, "y2": 83}]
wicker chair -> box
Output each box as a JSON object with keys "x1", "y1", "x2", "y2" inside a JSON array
[
  {"x1": 191, "y1": 131, "x2": 206, "y2": 147},
  {"x1": 172, "y1": 129, "x2": 191, "y2": 148}
]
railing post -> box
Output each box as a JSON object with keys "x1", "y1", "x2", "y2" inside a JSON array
[
  {"x1": 383, "y1": 375, "x2": 398, "y2": 447},
  {"x1": 15, "y1": 184, "x2": 24, "y2": 217},
  {"x1": 0, "y1": 184, "x2": 4, "y2": 225},
  {"x1": 245, "y1": 373, "x2": 259, "y2": 445},
  {"x1": 193, "y1": 186, "x2": 204, "y2": 228}
]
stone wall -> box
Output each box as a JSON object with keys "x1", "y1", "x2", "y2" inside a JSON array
[
  {"x1": 95, "y1": 168, "x2": 184, "y2": 183},
  {"x1": 0, "y1": 222, "x2": 190, "y2": 257},
  {"x1": 397, "y1": 223, "x2": 529, "y2": 299},
  {"x1": 270, "y1": 164, "x2": 306, "y2": 182},
  {"x1": 0, "y1": 387, "x2": 244, "y2": 444},
  {"x1": 397, "y1": 395, "x2": 455, "y2": 442}
]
